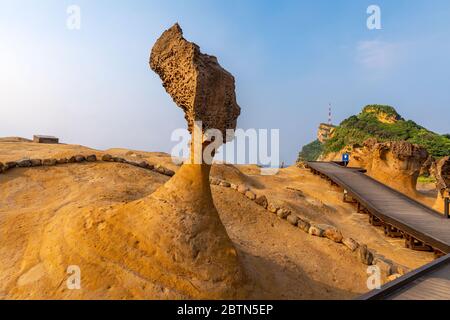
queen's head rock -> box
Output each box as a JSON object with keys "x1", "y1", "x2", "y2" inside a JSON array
[{"x1": 150, "y1": 23, "x2": 240, "y2": 145}]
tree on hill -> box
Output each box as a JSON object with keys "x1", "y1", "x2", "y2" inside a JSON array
[{"x1": 298, "y1": 105, "x2": 450, "y2": 161}]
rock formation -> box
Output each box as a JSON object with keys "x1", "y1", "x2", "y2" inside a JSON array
[
  {"x1": 420, "y1": 155, "x2": 435, "y2": 177},
  {"x1": 144, "y1": 23, "x2": 248, "y2": 297},
  {"x1": 317, "y1": 123, "x2": 336, "y2": 143},
  {"x1": 433, "y1": 156, "x2": 450, "y2": 213},
  {"x1": 362, "y1": 105, "x2": 402, "y2": 124},
  {"x1": 150, "y1": 23, "x2": 240, "y2": 143},
  {"x1": 349, "y1": 139, "x2": 429, "y2": 197}
]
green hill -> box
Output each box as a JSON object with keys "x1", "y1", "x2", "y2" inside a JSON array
[{"x1": 298, "y1": 105, "x2": 450, "y2": 161}]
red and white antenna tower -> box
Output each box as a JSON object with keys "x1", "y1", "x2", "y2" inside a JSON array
[{"x1": 328, "y1": 103, "x2": 332, "y2": 125}]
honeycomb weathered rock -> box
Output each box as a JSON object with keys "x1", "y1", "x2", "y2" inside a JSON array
[{"x1": 150, "y1": 23, "x2": 240, "y2": 143}]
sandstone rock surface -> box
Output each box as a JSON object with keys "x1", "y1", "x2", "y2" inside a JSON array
[
  {"x1": 433, "y1": 156, "x2": 450, "y2": 213},
  {"x1": 317, "y1": 123, "x2": 336, "y2": 143},
  {"x1": 349, "y1": 140, "x2": 428, "y2": 197},
  {"x1": 150, "y1": 23, "x2": 240, "y2": 141}
]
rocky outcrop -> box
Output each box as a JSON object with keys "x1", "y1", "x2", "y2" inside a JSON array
[
  {"x1": 433, "y1": 156, "x2": 450, "y2": 213},
  {"x1": 349, "y1": 139, "x2": 429, "y2": 197},
  {"x1": 420, "y1": 155, "x2": 435, "y2": 177},
  {"x1": 145, "y1": 24, "x2": 248, "y2": 298},
  {"x1": 362, "y1": 105, "x2": 402, "y2": 124},
  {"x1": 317, "y1": 123, "x2": 336, "y2": 143},
  {"x1": 150, "y1": 23, "x2": 240, "y2": 141}
]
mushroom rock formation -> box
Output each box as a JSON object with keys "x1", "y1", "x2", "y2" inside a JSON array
[
  {"x1": 433, "y1": 156, "x2": 450, "y2": 213},
  {"x1": 349, "y1": 140, "x2": 428, "y2": 198},
  {"x1": 142, "y1": 23, "x2": 248, "y2": 298}
]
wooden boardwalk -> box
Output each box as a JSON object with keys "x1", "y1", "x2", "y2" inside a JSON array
[
  {"x1": 306, "y1": 162, "x2": 450, "y2": 255},
  {"x1": 306, "y1": 161, "x2": 450, "y2": 300},
  {"x1": 359, "y1": 254, "x2": 450, "y2": 300}
]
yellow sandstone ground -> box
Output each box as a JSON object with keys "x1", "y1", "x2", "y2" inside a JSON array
[{"x1": 0, "y1": 139, "x2": 435, "y2": 299}]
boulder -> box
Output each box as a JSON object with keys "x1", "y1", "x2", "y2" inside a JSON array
[
  {"x1": 254, "y1": 195, "x2": 268, "y2": 209},
  {"x1": 0, "y1": 162, "x2": 5, "y2": 173},
  {"x1": 126, "y1": 160, "x2": 139, "y2": 167},
  {"x1": 56, "y1": 158, "x2": 68, "y2": 164},
  {"x1": 356, "y1": 244, "x2": 374, "y2": 265},
  {"x1": 342, "y1": 237, "x2": 359, "y2": 252},
  {"x1": 322, "y1": 226, "x2": 343, "y2": 243},
  {"x1": 219, "y1": 181, "x2": 231, "y2": 188},
  {"x1": 276, "y1": 208, "x2": 291, "y2": 219},
  {"x1": 113, "y1": 157, "x2": 125, "y2": 163},
  {"x1": 30, "y1": 159, "x2": 42, "y2": 167},
  {"x1": 75, "y1": 155, "x2": 86, "y2": 163},
  {"x1": 230, "y1": 183, "x2": 237, "y2": 190},
  {"x1": 374, "y1": 257, "x2": 394, "y2": 276},
  {"x1": 286, "y1": 214, "x2": 299, "y2": 226},
  {"x1": 309, "y1": 225, "x2": 324, "y2": 237},
  {"x1": 86, "y1": 155, "x2": 97, "y2": 162},
  {"x1": 42, "y1": 159, "x2": 57, "y2": 166},
  {"x1": 268, "y1": 203, "x2": 279, "y2": 213},
  {"x1": 155, "y1": 166, "x2": 175, "y2": 177},
  {"x1": 5, "y1": 162, "x2": 17, "y2": 169},
  {"x1": 68, "y1": 156, "x2": 77, "y2": 163},
  {"x1": 17, "y1": 159, "x2": 32, "y2": 168},
  {"x1": 245, "y1": 190, "x2": 256, "y2": 201},
  {"x1": 393, "y1": 264, "x2": 410, "y2": 276},
  {"x1": 164, "y1": 169, "x2": 175, "y2": 177},
  {"x1": 297, "y1": 219, "x2": 311, "y2": 233},
  {"x1": 237, "y1": 184, "x2": 249, "y2": 194},
  {"x1": 102, "y1": 154, "x2": 113, "y2": 162},
  {"x1": 154, "y1": 165, "x2": 168, "y2": 175},
  {"x1": 139, "y1": 161, "x2": 153, "y2": 170}
]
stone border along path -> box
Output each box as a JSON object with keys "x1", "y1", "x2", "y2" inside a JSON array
[
  {"x1": 209, "y1": 176, "x2": 411, "y2": 283},
  {"x1": 0, "y1": 154, "x2": 176, "y2": 177},
  {"x1": 0, "y1": 155, "x2": 408, "y2": 283}
]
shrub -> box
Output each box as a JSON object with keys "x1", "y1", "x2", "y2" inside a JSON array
[{"x1": 300, "y1": 105, "x2": 450, "y2": 158}]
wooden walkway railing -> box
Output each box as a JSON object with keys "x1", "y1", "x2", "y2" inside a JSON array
[{"x1": 306, "y1": 161, "x2": 450, "y2": 256}]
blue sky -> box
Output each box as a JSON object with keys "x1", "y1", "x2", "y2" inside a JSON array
[{"x1": 1, "y1": 0, "x2": 449, "y2": 164}]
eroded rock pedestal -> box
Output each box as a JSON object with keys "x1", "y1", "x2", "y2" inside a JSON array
[
  {"x1": 433, "y1": 156, "x2": 450, "y2": 213},
  {"x1": 349, "y1": 139, "x2": 429, "y2": 198},
  {"x1": 146, "y1": 23, "x2": 248, "y2": 298}
]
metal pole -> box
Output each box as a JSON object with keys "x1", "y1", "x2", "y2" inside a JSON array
[{"x1": 445, "y1": 197, "x2": 449, "y2": 219}]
